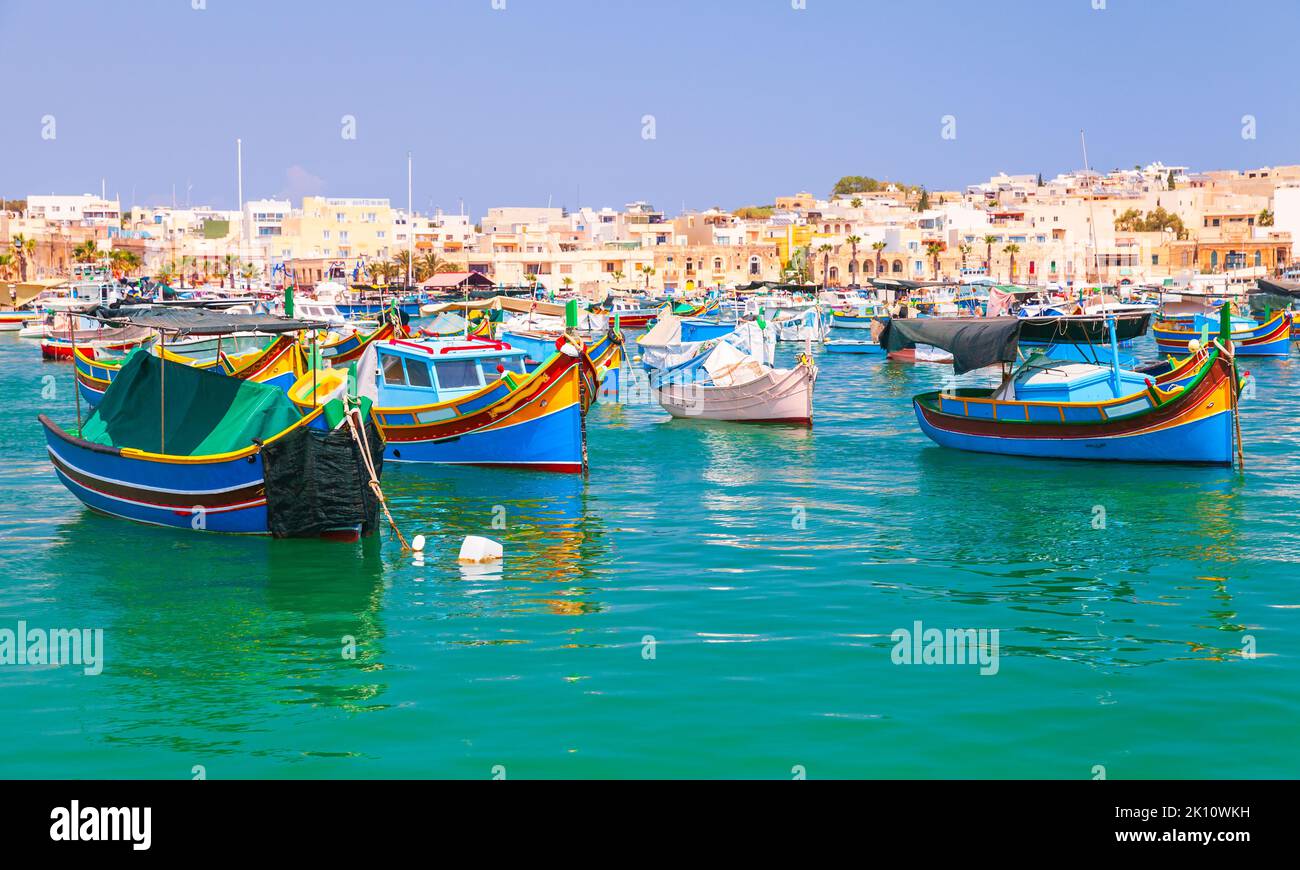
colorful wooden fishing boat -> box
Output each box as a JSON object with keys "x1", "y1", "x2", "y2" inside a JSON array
[
  {"x1": 290, "y1": 336, "x2": 587, "y2": 472},
  {"x1": 829, "y1": 310, "x2": 875, "y2": 329},
  {"x1": 883, "y1": 315, "x2": 1244, "y2": 466},
  {"x1": 40, "y1": 327, "x2": 153, "y2": 361},
  {"x1": 42, "y1": 352, "x2": 384, "y2": 537},
  {"x1": 0, "y1": 310, "x2": 42, "y2": 332},
  {"x1": 914, "y1": 346, "x2": 1238, "y2": 465},
  {"x1": 1153, "y1": 311, "x2": 1290, "y2": 357},
  {"x1": 323, "y1": 320, "x2": 406, "y2": 364}
]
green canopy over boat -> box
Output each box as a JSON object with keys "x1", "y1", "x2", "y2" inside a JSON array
[{"x1": 79, "y1": 351, "x2": 302, "y2": 456}]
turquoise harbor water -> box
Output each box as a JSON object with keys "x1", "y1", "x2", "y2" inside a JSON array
[{"x1": 1, "y1": 329, "x2": 1298, "y2": 779}]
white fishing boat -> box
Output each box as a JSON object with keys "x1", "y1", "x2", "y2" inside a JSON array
[{"x1": 653, "y1": 339, "x2": 817, "y2": 425}]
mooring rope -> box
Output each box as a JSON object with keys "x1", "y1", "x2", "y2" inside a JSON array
[{"x1": 344, "y1": 406, "x2": 411, "y2": 551}]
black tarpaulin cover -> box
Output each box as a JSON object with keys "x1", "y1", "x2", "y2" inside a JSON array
[
  {"x1": 881, "y1": 317, "x2": 1023, "y2": 375},
  {"x1": 90, "y1": 305, "x2": 328, "y2": 335},
  {"x1": 260, "y1": 413, "x2": 385, "y2": 539}
]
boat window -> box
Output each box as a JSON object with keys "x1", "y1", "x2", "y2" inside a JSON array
[
  {"x1": 405, "y1": 358, "x2": 433, "y2": 388},
  {"x1": 381, "y1": 353, "x2": 406, "y2": 385},
  {"x1": 435, "y1": 358, "x2": 482, "y2": 389},
  {"x1": 478, "y1": 356, "x2": 525, "y2": 380}
]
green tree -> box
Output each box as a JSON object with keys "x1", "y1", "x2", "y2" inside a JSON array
[
  {"x1": 1003, "y1": 243, "x2": 1020, "y2": 282},
  {"x1": 845, "y1": 235, "x2": 861, "y2": 284},
  {"x1": 916, "y1": 188, "x2": 931, "y2": 212},
  {"x1": 871, "y1": 240, "x2": 886, "y2": 277},
  {"x1": 982, "y1": 234, "x2": 997, "y2": 275},
  {"x1": 1259, "y1": 209, "x2": 1275, "y2": 227},
  {"x1": 925, "y1": 242, "x2": 943, "y2": 280},
  {"x1": 817, "y1": 243, "x2": 833, "y2": 286}
]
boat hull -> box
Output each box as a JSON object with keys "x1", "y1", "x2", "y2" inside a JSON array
[
  {"x1": 42, "y1": 418, "x2": 276, "y2": 533},
  {"x1": 912, "y1": 350, "x2": 1237, "y2": 465},
  {"x1": 656, "y1": 364, "x2": 816, "y2": 425},
  {"x1": 1153, "y1": 312, "x2": 1291, "y2": 357}
]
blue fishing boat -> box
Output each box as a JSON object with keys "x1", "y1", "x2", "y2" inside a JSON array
[
  {"x1": 42, "y1": 353, "x2": 384, "y2": 538},
  {"x1": 884, "y1": 313, "x2": 1244, "y2": 466},
  {"x1": 1154, "y1": 311, "x2": 1290, "y2": 357},
  {"x1": 290, "y1": 336, "x2": 587, "y2": 472}
]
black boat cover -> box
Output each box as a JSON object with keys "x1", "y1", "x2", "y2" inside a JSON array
[
  {"x1": 88, "y1": 305, "x2": 329, "y2": 335},
  {"x1": 261, "y1": 413, "x2": 384, "y2": 539},
  {"x1": 881, "y1": 317, "x2": 1023, "y2": 375}
]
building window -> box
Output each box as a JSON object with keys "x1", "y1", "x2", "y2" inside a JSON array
[{"x1": 892, "y1": 260, "x2": 903, "y2": 274}]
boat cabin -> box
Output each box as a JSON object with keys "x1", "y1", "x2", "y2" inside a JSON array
[
  {"x1": 374, "y1": 338, "x2": 528, "y2": 405},
  {"x1": 1010, "y1": 358, "x2": 1150, "y2": 404}
]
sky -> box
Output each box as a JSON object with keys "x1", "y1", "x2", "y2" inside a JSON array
[{"x1": 1, "y1": 0, "x2": 1297, "y2": 219}]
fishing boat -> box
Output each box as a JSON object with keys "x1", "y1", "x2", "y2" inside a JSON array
[
  {"x1": 322, "y1": 319, "x2": 407, "y2": 364},
  {"x1": 41, "y1": 352, "x2": 385, "y2": 538},
  {"x1": 635, "y1": 312, "x2": 759, "y2": 371},
  {"x1": 829, "y1": 309, "x2": 876, "y2": 329},
  {"x1": 289, "y1": 335, "x2": 588, "y2": 472},
  {"x1": 0, "y1": 310, "x2": 42, "y2": 332},
  {"x1": 824, "y1": 339, "x2": 884, "y2": 355},
  {"x1": 883, "y1": 315, "x2": 1244, "y2": 466},
  {"x1": 1153, "y1": 311, "x2": 1290, "y2": 357},
  {"x1": 591, "y1": 296, "x2": 659, "y2": 329},
  {"x1": 652, "y1": 339, "x2": 817, "y2": 425},
  {"x1": 40, "y1": 325, "x2": 153, "y2": 360},
  {"x1": 773, "y1": 307, "x2": 829, "y2": 342}
]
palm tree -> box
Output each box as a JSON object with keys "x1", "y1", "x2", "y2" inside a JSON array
[
  {"x1": 241, "y1": 263, "x2": 260, "y2": 283},
  {"x1": 1003, "y1": 244, "x2": 1020, "y2": 282},
  {"x1": 392, "y1": 250, "x2": 415, "y2": 286},
  {"x1": 982, "y1": 234, "x2": 997, "y2": 277},
  {"x1": 11, "y1": 234, "x2": 32, "y2": 281},
  {"x1": 611, "y1": 269, "x2": 625, "y2": 285},
  {"x1": 72, "y1": 240, "x2": 99, "y2": 263},
  {"x1": 157, "y1": 261, "x2": 178, "y2": 286},
  {"x1": 871, "y1": 241, "x2": 886, "y2": 278},
  {"x1": 416, "y1": 252, "x2": 457, "y2": 281},
  {"x1": 925, "y1": 242, "x2": 943, "y2": 280},
  {"x1": 561, "y1": 276, "x2": 574, "y2": 294},
  {"x1": 817, "y1": 243, "x2": 833, "y2": 287},
  {"x1": 850, "y1": 197, "x2": 863, "y2": 209},
  {"x1": 958, "y1": 243, "x2": 972, "y2": 270},
  {"x1": 638, "y1": 264, "x2": 656, "y2": 291},
  {"x1": 845, "y1": 235, "x2": 861, "y2": 285},
  {"x1": 0, "y1": 253, "x2": 13, "y2": 281}
]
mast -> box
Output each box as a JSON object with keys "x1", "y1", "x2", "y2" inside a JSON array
[{"x1": 1080, "y1": 130, "x2": 1100, "y2": 285}]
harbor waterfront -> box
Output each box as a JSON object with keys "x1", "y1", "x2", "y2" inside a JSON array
[{"x1": 2, "y1": 328, "x2": 1298, "y2": 779}]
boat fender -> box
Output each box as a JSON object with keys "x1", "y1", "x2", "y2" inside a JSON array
[{"x1": 458, "y1": 536, "x2": 503, "y2": 564}]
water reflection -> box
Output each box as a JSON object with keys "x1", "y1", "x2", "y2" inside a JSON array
[
  {"x1": 381, "y1": 464, "x2": 613, "y2": 618},
  {"x1": 35, "y1": 511, "x2": 390, "y2": 761}
]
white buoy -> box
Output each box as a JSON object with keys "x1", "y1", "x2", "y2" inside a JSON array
[
  {"x1": 411, "y1": 534, "x2": 426, "y2": 552},
  {"x1": 458, "y1": 535, "x2": 504, "y2": 564},
  {"x1": 1188, "y1": 339, "x2": 1202, "y2": 354}
]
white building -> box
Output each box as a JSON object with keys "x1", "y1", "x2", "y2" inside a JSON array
[{"x1": 27, "y1": 194, "x2": 121, "y2": 227}]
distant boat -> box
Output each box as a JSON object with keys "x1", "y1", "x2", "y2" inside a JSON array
[
  {"x1": 824, "y1": 339, "x2": 884, "y2": 355},
  {"x1": 1154, "y1": 311, "x2": 1290, "y2": 357}
]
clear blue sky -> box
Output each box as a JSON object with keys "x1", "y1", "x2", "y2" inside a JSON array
[{"x1": 2, "y1": 0, "x2": 1296, "y2": 218}]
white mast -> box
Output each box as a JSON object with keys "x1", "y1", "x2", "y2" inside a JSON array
[
  {"x1": 1080, "y1": 129, "x2": 1099, "y2": 283},
  {"x1": 407, "y1": 151, "x2": 413, "y2": 289}
]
